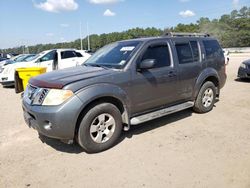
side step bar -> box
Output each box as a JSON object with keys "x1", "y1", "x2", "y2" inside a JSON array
[{"x1": 130, "y1": 101, "x2": 194, "y2": 125}]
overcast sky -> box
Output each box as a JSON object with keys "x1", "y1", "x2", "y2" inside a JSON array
[{"x1": 0, "y1": 0, "x2": 249, "y2": 49}]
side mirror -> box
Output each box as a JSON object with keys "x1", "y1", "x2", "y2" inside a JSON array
[
  {"x1": 35, "y1": 58, "x2": 41, "y2": 63},
  {"x1": 139, "y1": 59, "x2": 156, "y2": 70}
]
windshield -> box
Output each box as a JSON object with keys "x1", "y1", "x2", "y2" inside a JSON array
[
  {"x1": 13, "y1": 55, "x2": 26, "y2": 61},
  {"x1": 22, "y1": 54, "x2": 36, "y2": 62},
  {"x1": 84, "y1": 41, "x2": 141, "y2": 69},
  {"x1": 25, "y1": 54, "x2": 40, "y2": 62}
]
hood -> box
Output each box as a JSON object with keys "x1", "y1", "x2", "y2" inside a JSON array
[{"x1": 29, "y1": 66, "x2": 114, "y2": 89}]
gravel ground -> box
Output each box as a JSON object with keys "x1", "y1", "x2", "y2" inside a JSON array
[{"x1": 0, "y1": 55, "x2": 250, "y2": 188}]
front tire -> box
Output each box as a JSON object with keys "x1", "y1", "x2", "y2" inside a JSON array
[
  {"x1": 78, "y1": 103, "x2": 122, "y2": 153},
  {"x1": 193, "y1": 81, "x2": 216, "y2": 113}
]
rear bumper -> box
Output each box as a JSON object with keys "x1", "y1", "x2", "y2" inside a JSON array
[{"x1": 22, "y1": 95, "x2": 83, "y2": 140}]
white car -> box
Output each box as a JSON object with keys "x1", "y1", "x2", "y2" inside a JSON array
[
  {"x1": 0, "y1": 49, "x2": 91, "y2": 86},
  {"x1": 223, "y1": 49, "x2": 230, "y2": 65}
]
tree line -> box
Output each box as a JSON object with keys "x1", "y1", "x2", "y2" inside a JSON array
[{"x1": 1, "y1": 6, "x2": 250, "y2": 54}]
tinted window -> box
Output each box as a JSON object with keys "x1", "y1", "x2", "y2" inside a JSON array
[
  {"x1": 61, "y1": 51, "x2": 76, "y2": 59},
  {"x1": 203, "y1": 40, "x2": 223, "y2": 59},
  {"x1": 176, "y1": 43, "x2": 193, "y2": 64},
  {"x1": 76, "y1": 52, "x2": 83, "y2": 57},
  {"x1": 190, "y1": 41, "x2": 199, "y2": 62},
  {"x1": 142, "y1": 45, "x2": 171, "y2": 68},
  {"x1": 40, "y1": 51, "x2": 56, "y2": 62}
]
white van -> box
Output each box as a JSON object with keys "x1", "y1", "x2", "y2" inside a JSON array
[{"x1": 0, "y1": 49, "x2": 91, "y2": 86}]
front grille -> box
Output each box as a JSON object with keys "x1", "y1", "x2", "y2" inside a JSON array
[
  {"x1": 38, "y1": 89, "x2": 49, "y2": 104},
  {"x1": 248, "y1": 65, "x2": 250, "y2": 69}
]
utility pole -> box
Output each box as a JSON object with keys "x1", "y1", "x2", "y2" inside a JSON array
[
  {"x1": 80, "y1": 22, "x2": 83, "y2": 50},
  {"x1": 87, "y1": 22, "x2": 90, "y2": 51}
]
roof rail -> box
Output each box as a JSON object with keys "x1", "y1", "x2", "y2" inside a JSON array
[{"x1": 164, "y1": 32, "x2": 210, "y2": 37}]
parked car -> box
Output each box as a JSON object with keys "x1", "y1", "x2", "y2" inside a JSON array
[
  {"x1": 238, "y1": 59, "x2": 250, "y2": 79},
  {"x1": 0, "y1": 54, "x2": 36, "y2": 67},
  {"x1": 0, "y1": 57, "x2": 8, "y2": 62},
  {"x1": 223, "y1": 49, "x2": 230, "y2": 64},
  {"x1": 22, "y1": 33, "x2": 227, "y2": 153},
  {"x1": 0, "y1": 49, "x2": 91, "y2": 86}
]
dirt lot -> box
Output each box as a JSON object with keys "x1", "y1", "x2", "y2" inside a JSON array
[{"x1": 0, "y1": 55, "x2": 250, "y2": 188}]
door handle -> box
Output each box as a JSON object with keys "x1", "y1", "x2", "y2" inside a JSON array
[{"x1": 168, "y1": 71, "x2": 177, "y2": 77}]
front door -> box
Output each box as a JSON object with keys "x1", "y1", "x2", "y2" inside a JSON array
[
  {"x1": 130, "y1": 40, "x2": 180, "y2": 115},
  {"x1": 38, "y1": 50, "x2": 56, "y2": 72}
]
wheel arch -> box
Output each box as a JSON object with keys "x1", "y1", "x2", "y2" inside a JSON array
[
  {"x1": 74, "y1": 84, "x2": 131, "y2": 139},
  {"x1": 193, "y1": 68, "x2": 220, "y2": 99}
]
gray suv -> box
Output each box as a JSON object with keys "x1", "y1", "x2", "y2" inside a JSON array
[{"x1": 22, "y1": 33, "x2": 227, "y2": 153}]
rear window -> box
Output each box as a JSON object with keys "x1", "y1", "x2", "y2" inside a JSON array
[{"x1": 203, "y1": 40, "x2": 223, "y2": 59}]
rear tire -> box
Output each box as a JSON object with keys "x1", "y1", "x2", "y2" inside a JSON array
[
  {"x1": 78, "y1": 103, "x2": 122, "y2": 153},
  {"x1": 193, "y1": 81, "x2": 216, "y2": 113}
]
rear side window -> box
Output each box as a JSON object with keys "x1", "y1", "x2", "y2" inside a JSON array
[
  {"x1": 175, "y1": 43, "x2": 193, "y2": 64},
  {"x1": 61, "y1": 51, "x2": 76, "y2": 59},
  {"x1": 190, "y1": 41, "x2": 199, "y2": 62},
  {"x1": 142, "y1": 45, "x2": 171, "y2": 68},
  {"x1": 203, "y1": 40, "x2": 223, "y2": 59},
  {"x1": 76, "y1": 52, "x2": 83, "y2": 57}
]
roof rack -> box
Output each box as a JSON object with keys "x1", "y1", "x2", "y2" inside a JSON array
[{"x1": 164, "y1": 32, "x2": 210, "y2": 37}]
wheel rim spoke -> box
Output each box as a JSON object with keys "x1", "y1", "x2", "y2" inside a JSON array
[
  {"x1": 90, "y1": 124, "x2": 98, "y2": 133},
  {"x1": 95, "y1": 132, "x2": 104, "y2": 143},
  {"x1": 105, "y1": 117, "x2": 115, "y2": 128},
  {"x1": 98, "y1": 114, "x2": 105, "y2": 123},
  {"x1": 104, "y1": 129, "x2": 113, "y2": 140}
]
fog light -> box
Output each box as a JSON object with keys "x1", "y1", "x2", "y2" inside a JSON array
[{"x1": 44, "y1": 122, "x2": 52, "y2": 130}]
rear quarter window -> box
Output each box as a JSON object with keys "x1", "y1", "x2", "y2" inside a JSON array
[{"x1": 203, "y1": 40, "x2": 223, "y2": 59}]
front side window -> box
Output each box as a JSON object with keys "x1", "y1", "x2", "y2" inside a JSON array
[
  {"x1": 40, "y1": 51, "x2": 56, "y2": 62},
  {"x1": 84, "y1": 41, "x2": 141, "y2": 69},
  {"x1": 141, "y1": 44, "x2": 171, "y2": 68},
  {"x1": 176, "y1": 43, "x2": 193, "y2": 64},
  {"x1": 203, "y1": 40, "x2": 223, "y2": 59},
  {"x1": 61, "y1": 51, "x2": 76, "y2": 59}
]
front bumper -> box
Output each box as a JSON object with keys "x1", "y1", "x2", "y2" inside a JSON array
[
  {"x1": 238, "y1": 67, "x2": 250, "y2": 78},
  {"x1": 0, "y1": 80, "x2": 14, "y2": 86},
  {"x1": 22, "y1": 95, "x2": 83, "y2": 140}
]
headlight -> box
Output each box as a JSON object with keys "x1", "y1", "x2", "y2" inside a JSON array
[
  {"x1": 32, "y1": 88, "x2": 74, "y2": 106},
  {"x1": 240, "y1": 63, "x2": 246, "y2": 69}
]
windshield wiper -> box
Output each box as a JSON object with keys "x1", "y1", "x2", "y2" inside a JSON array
[{"x1": 84, "y1": 64, "x2": 110, "y2": 69}]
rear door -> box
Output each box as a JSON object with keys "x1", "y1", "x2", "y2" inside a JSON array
[
  {"x1": 172, "y1": 38, "x2": 202, "y2": 100},
  {"x1": 130, "y1": 39, "x2": 180, "y2": 115},
  {"x1": 58, "y1": 50, "x2": 78, "y2": 69}
]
